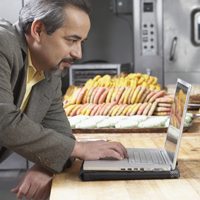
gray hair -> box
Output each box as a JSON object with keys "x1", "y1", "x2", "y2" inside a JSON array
[{"x1": 19, "y1": 0, "x2": 91, "y2": 34}]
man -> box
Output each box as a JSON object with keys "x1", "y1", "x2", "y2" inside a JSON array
[{"x1": 0, "y1": 0, "x2": 127, "y2": 199}]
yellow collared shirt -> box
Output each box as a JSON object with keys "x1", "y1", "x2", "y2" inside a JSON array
[{"x1": 20, "y1": 50, "x2": 45, "y2": 111}]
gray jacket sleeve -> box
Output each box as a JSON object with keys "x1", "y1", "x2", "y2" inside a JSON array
[{"x1": 0, "y1": 31, "x2": 76, "y2": 173}]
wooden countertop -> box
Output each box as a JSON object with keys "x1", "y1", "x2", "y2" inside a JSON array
[{"x1": 50, "y1": 131, "x2": 200, "y2": 200}]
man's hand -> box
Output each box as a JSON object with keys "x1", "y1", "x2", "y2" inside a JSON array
[
  {"x1": 11, "y1": 164, "x2": 53, "y2": 200},
  {"x1": 71, "y1": 140, "x2": 128, "y2": 160}
]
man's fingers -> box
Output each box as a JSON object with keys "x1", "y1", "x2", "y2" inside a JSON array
[
  {"x1": 16, "y1": 182, "x2": 31, "y2": 199},
  {"x1": 78, "y1": 140, "x2": 128, "y2": 161},
  {"x1": 32, "y1": 180, "x2": 52, "y2": 200},
  {"x1": 26, "y1": 183, "x2": 39, "y2": 200},
  {"x1": 99, "y1": 147, "x2": 125, "y2": 160},
  {"x1": 11, "y1": 186, "x2": 19, "y2": 193},
  {"x1": 115, "y1": 142, "x2": 128, "y2": 158},
  {"x1": 107, "y1": 141, "x2": 128, "y2": 159},
  {"x1": 96, "y1": 140, "x2": 127, "y2": 158},
  {"x1": 33, "y1": 187, "x2": 51, "y2": 200}
]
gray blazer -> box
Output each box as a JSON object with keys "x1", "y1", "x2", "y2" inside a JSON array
[{"x1": 0, "y1": 19, "x2": 75, "y2": 173}]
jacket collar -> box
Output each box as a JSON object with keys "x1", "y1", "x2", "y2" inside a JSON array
[{"x1": 13, "y1": 21, "x2": 27, "y2": 57}]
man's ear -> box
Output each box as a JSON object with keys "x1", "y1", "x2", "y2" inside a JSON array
[{"x1": 30, "y1": 20, "x2": 45, "y2": 42}]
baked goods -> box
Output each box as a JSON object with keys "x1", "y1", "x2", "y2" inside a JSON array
[
  {"x1": 63, "y1": 73, "x2": 173, "y2": 117},
  {"x1": 190, "y1": 94, "x2": 200, "y2": 104}
]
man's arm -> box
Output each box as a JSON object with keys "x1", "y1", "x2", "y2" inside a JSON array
[
  {"x1": 71, "y1": 140, "x2": 128, "y2": 160},
  {"x1": 11, "y1": 138, "x2": 128, "y2": 200},
  {"x1": 11, "y1": 164, "x2": 53, "y2": 200},
  {"x1": 40, "y1": 77, "x2": 74, "y2": 138},
  {"x1": 40, "y1": 77, "x2": 128, "y2": 160},
  {"x1": 0, "y1": 52, "x2": 75, "y2": 173}
]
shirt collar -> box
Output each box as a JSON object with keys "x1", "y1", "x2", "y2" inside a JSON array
[{"x1": 27, "y1": 49, "x2": 45, "y2": 83}]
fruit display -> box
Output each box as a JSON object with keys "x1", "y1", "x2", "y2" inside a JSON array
[{"x1": 63, "y1": 73, "x2": 173, "y2": 117}]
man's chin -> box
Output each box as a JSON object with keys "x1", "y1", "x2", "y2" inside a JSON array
[
  {"x1": 49, "y1": 64, "x2": 65, "y2": 72},
  {"x1": 48, "y1": 60, "x2": 73, "y2": 73},
  {"x1": 48, "y1": 66, "x2": 69, "y2": 76},
  {"x1": 60, "y1": 62, "x2": 72, "y2": 69}
]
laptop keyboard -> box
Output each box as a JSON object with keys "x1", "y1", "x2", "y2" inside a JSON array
[{"x1": 128, "y1": 149, "x2": 167, "y2": 164}]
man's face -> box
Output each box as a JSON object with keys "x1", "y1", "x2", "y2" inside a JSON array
[{"x1": 30, "y1": 6, "x2": 91, "y2": 71}]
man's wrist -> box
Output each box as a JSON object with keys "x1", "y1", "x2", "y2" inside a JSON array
[
  {"x1": 71, "y1": 141, "x2": 83, "y2": 160},
  {"x1": 31, "y1": 164, "x2": 53, "y2": 176}
]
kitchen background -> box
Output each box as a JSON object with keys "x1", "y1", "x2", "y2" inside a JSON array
[
  {"x1": 1, "y1": 0, "x2": 200, "y2": 198},
  {"x1": 2, "y1": 0, "x2": 200, "y2": 88}
]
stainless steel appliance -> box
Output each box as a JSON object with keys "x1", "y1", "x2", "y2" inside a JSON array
[
  {"x1": 69, "y1": 63, "x2": 131, "y2": 86},
  {"x1": 132, "y1": 0, "x2": 200, "y2": 86},
  {"x1": 132, "y1": 0, "x2": 163, "y2": 84}
]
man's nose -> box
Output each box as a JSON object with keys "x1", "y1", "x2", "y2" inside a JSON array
[{"x1": 71, "y1": 42, "x2": 82, "y2": 60}]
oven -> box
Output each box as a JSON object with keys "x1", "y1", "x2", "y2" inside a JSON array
[{"x1": 132, "y1": 0, "x2": 200, "y2": 86}]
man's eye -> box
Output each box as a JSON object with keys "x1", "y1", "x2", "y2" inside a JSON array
[
  {"x1": 67, "y1": 39, "x2": 77, "y2": 44},
  {"x1": 81, "y1": 41, "x2": 85, "y2": 47}
]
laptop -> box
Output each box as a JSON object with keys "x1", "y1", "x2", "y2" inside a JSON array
[{"x1": 80, "y1": 79, "x2": 192, "y2": 181}]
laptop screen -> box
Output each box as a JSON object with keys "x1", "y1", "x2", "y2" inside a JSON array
[{"x1": 164, "y1": 79, "x2": 191, "y2": 166}]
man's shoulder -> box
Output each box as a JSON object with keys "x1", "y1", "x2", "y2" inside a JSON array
[
  {"x1": 0, "y1": 19, "x2": 13, "y2": 30},
  {"x1": 0, "y1": 19, "x2": 22, "y2": 55},
  {"x1": 0, "y1": 19, "x2": 15, "y2": 39}
]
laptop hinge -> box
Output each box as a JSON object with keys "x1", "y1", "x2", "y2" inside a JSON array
[{"x1": 161, "y1": 150, "x2": 173, "y2": 168}]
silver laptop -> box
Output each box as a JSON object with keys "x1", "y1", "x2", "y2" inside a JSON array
[{"x1": 83, "y1": 79, "x2": 192, "y2": 173}]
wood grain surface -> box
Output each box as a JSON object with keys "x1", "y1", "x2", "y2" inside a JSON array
[
  {"x1": 72, "y1": 126, "x2": 190, "y2": 134},
  {"x1": 50, "y1": 131, "x2": 200, "y2": 200}
]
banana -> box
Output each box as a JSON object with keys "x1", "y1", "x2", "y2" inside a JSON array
[
  {"x1": 138, "y1": 76, "x2": 145, "y2": 85},
  {"x1": 93, "y1": 75, "x2": 101, "y2": 82},
  {"x1": 147, "y1": 76, "x2": 154, "y2": 85}
]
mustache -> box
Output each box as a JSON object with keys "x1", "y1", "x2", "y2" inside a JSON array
[
  {"x1": 50, "y1": 57, "x2": 77, "y2": 75},
  {"x1": 60, "y1": 57, "x2": 76, "y2": 65}
]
